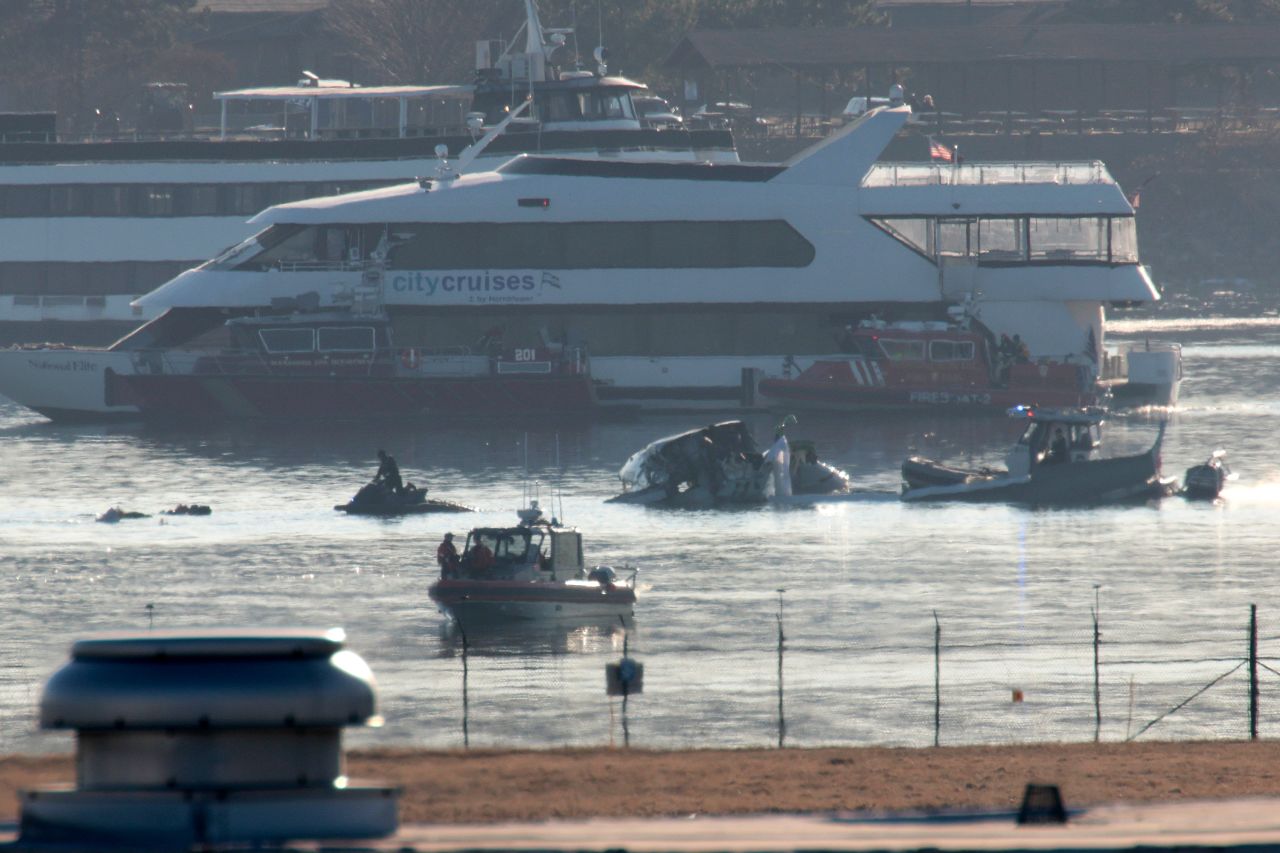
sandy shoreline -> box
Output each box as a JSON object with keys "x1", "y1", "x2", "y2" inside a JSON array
[{"x1": 3, "y1": 741, "x2": 1278, "y2": 824}]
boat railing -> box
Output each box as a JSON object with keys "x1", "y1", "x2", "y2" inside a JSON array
[
  {"x1": 133, "y1": 347, "x2": 386, "y2": 378},
  {"x1": 132, "y1": 343, "x2": 590, "y2": 379},
  {"x1": 275, "y1": 260, "x2": 367, "y2": 273},
  {"x1": 863, "y1": 161, "x2": 1113, "y2": 188}
]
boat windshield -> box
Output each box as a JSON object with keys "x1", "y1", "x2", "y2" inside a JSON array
[
  {"x1": 1017, "y1": 420, "x2": 1101, "y2": 465},
  {"x1": 466, "y1": 528, "x2": 543, "y2": 565},
  {"x1": 222, "y1": 223, "x2": 382, "y2": 271},
  {"x1": 542, "y1": 87, "x2": 636, "y2": 123}
]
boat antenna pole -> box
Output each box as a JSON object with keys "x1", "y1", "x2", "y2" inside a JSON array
[
  {"x1": 555, "y1": 432, "x2": 566, "y2": 523},
  {"x1": 571, "y1": 2, "x2": 581, "y2": 67}
]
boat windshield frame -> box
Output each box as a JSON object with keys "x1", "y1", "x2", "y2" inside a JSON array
[{"x1": 464, "y1": 526, "x2": 544, "y2": 567}]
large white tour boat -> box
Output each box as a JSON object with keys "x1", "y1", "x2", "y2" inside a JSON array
[
  {"x1": 0, "y1": 0, "x2": 735, "y2": 346},
  {"x1": 0, "y1": 100, "x2": 1175, "y2": 420}
]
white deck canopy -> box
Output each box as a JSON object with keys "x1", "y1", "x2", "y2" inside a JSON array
[{"x1": 214, "y1": 83, "x2": 474, "y2": 139}]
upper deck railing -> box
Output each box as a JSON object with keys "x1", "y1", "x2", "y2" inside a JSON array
[{"x1": 862, "y1": 161, "x2": 1115, "y2": 189}]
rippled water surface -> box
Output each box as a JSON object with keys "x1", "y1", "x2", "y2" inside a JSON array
[{"x1": 2, "y1": 318, "x2": 1280, "y2": 754}]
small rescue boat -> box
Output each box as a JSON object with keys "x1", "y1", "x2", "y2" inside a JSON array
[
  {"x1": 334, "y1": 481, "x2": 474, "y2": 516},
  {"x1": 427, "y1": 503, "x2": 636, "y2": 625},
  {"x1": 901, "y1": 406, "x2": 1174, "y2": 505}
]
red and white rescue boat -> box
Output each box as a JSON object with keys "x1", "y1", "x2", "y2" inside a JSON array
[
  {"x1": 758, "y1": 319, "x2": 1098, "y2": 411},
  {"x1": 109, "y1": 311, "x2": 596, "y2": 421}
]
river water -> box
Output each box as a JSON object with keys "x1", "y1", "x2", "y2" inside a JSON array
[{"x1": 2, "y1": 315, "x2": 1279, "y2": 755}]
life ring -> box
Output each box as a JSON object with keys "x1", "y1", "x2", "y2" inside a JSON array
[{"x1": 400, "y1": 348, "x2": 420, "y2": 369}]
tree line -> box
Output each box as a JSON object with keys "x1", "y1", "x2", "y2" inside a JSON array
[{"x1": 0, "y1": 0, "x2": 1277, "y2": 133}]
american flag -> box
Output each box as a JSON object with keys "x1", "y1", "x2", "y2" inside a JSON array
[{"x1": 928, "y1": 136, "x2": 954, "y2": 163}]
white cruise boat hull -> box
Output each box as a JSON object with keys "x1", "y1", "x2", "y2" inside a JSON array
[{"x1": 0, "y1": 348, "x2": 138, "y2": 419}]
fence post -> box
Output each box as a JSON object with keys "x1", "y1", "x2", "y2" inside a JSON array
[
  {"x1": 776, "y1": 588, "x2": 786, "y2": 749},
  {"x1": 1093, "y1": 584, "x2": 1102, "y2": 743},
  {"x1": 621, "y1": 616, "x2": 631, "y2": 748},
  {"x1": 459, "y1": 620, "x2": 470, "y2": 750},
  {"x1": 933, "y1": 610, "x2": 941, "y2": 747},
  {"x1": 1250, "y1": 604, "x2": 1259, "y2": 741}
]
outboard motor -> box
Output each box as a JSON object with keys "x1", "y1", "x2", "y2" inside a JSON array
[
  {"x1": 588, "y1": 566, "x2": 617, "y2": 586},
  {"x1": 1184, "y1": 450, "x2": 1229, "y2": 500}
]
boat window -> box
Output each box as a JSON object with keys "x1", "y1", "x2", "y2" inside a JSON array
[
  {"x1": 207, "y1": 228, "x2": 274, "y2": 270},
  {"x1": 545, "y1": 92, "x2": 579, "y2": 122},
  {"x1": 317, "y1": 326, "x2": 376, "y2": 352},
  {"x1": 577, "y1": 89, "x2": 635, "y2": 121},
  {"x1": 139, "y1": 186, "x2": 176, "y2": 217},
  {"x1": 224, "y1": 184, "x2": 269, "y2": 216},
  {"x1": 506, "y1": 530, "x2": 540, "y2": 561},
  {"x1": 977, "y1": 217, "x2": 1025, "y2": 261},
  {"x1": 273, "y1": 183, "x2": 311, "y2": 205},
  {"x1": 1, "y1": 185, "x2": 50, "y2": 216},
  {"x1": 185, "y1": 185, "x2": 220, "y2": 216},
  {"x1": 471, "y1": 531, "x2": 532, "y2": 562},
  {"x1": 1028, "y1": 216, "x2": 1108, "y2": 261},
  {"x1": 878, "y1": 338, "x2": 926, "y2": 361},
  {"x1": 49, "y1": 185, "x2": 88, "y2": 215},
  {"x1": 936, "y1": 218, "x2": 971, "y2": 258},
  {"x1": 563, "y1": 221, "x2": 645, "y2": 267},
  {"x1": 482, "y1": 222, "x2": 566, "y2": 269},
  {"x1": 258, "y1": 328, "x2": 315, "y2": 353},
  {"x1": 91, "y1": 185, "x2": 128, "y2": 216},
  {"x1": 234, "y1": 225, "x2": 318, "y2": 270},
  {"x1": 929, "y1": 340, "x2": 975, "y2": 362},
  {"x1": 388, "y1": 221, "x2": 814, "y2": 270},
  {"x1": 870, "y1": 217, "x2": 931, "y2": 256},
  {"x1": 1110, "y1": 216, "x2": 1138, "y2": 263}
]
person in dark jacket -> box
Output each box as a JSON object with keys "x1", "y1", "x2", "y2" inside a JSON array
[{"x1": 374, "y1": 449, "x2": 403, "y2": 494}]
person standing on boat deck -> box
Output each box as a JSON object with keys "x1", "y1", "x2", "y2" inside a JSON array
[
  {"x1": 374, "y1": 449, "x2": 403, "y2": 494},
  {"x1": 1012, "y1": 334, "x2": 1031, "y2": 364},
  {"x1": 437, "y1": 532, "x2": 460, "y2": 577}
]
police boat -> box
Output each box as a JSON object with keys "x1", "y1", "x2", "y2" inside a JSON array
[{"x1": 427, "y1": 501, "x2": 637, "y2": 625}]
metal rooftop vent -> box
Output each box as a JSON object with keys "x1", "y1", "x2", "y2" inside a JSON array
[{"x1": 20, "y1": 627, "x2": 398, "y2": 847}]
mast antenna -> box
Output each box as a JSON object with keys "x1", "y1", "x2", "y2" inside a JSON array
[{"x1": 555, "y1": 433, "x2": 566, "y2": 523}]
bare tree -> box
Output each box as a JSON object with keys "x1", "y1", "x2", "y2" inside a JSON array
[
  {"x1": 0, "y1": 0, "x2": 200, "y2": 132},
  {"x1": 323, "y1": 0, "x2": 520, "y2": 84}
]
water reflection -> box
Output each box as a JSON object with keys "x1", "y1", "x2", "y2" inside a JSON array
[
  {"x1": 436, "y1": 619, "x2": 630, "y2": 657},
  {"x1": 3, "y1": 319, "x2": 1280, "y2": 751}
]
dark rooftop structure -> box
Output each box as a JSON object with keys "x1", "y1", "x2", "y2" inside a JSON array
[{"x1": 667, "y1": 23, "x2": 1280, "y2": 129}]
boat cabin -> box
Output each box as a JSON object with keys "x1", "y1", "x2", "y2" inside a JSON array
[
  {"x1": 848, "y1": 321, "x2": 988, "y2": 365},
  {"x1": 460, "y1": 520, "x2": 584, "y2": 582},
  {"x1": 214, "y1": 313, "x2": 391, "y2": 374},
  {"x1": 1006, "y1": 406, "x2": 1103, "y2": 477}
]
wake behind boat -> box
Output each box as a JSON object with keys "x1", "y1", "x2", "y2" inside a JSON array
[
  {"x1": 901, "y1": 406, "x2": 1174, "y2": 505},
  {"x1": 428, "y1": 502, "x2": 636, "y2": 625}
]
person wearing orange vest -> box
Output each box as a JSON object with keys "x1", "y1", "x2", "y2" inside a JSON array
[{"x1": 436, "y1": 532, "x2": 460, "y2": 577}]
